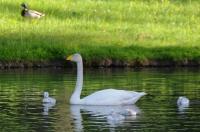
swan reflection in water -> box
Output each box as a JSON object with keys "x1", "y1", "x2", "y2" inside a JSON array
[
  {"x1": 70, "y1": 105, "x2": 141, "y2": 131},
  {"x1": 42, "y1": 103, "x2": 56, "y2": 116},
  {"x1": 178, "y1": 104, "x2": 190, "y2": 114}
]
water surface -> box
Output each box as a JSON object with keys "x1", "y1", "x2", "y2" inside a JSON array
[{"x1": 0, "y1": 68, "x2": 200, "y2": 131}]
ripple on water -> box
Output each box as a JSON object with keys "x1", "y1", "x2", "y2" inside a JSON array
[{"x1": 0, "y1": 68, "x2": 200, "y2": 131}]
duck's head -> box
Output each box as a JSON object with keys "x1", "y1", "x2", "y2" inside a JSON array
[
  {"x1": 44, "y1": 92, "x2": 49, "y2": 98},
  {"x1": 21, "y1": 3, "x2": 28, "y2": 9},
  {"x1": 66, "y1": 53, "x2": 82, "y2": 63}
]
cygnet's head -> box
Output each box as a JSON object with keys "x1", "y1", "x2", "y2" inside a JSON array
[
  {"x1": 126, "y1": 109, "x2": 137, "y2": 115},
  {"x1": 178, "y1": 96, "x2": 188, "y2": 101},
  {"x1": 44, "y1": 92, "x2": 49, "y2": 98},
  {"x1": 178, "y1": 96, "x2": 184, "y2": 100},
  {"x1": 66, "y1": 53, "x2": 82, "y2": 62}
]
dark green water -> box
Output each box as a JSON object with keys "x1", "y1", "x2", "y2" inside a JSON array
[{"x1": 0, "y1": 68, "x2": 200, "y2": 132}]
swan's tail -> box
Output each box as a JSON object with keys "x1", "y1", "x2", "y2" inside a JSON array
[
  {"x1": 140, "y1": 92, "x2": 147, "y2": 96},
  {"x1": 122, "y1": 92, "x2": 147, "y2": 105},
  {"x1": 131, "y1": 92, "x2": 146, "y2": 104}
]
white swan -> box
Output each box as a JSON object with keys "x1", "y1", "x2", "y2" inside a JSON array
[
  {"x1": 42, "y1": 92, "x2": 56, "y2": 104},
  {"x1": 66, "y1": 53, "x2": 146, "y2": 105}
]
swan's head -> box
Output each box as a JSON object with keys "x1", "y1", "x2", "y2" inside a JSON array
[
  {"x1": 44, "y1": 92, "x2": 49, "y2": 98},
  {"x1": 66, "y1": 53, "x2": 82, "y2": 62},
  {"x1": 178, "y1": 96, "x2": 183, "y2": 100}
]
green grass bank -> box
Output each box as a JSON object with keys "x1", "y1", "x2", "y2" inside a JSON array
[{"x1": 1, "y1": 0, "x2": 200, "y2": 67}]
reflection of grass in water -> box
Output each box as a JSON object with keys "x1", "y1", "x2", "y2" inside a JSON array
[
  {"x1": 0, "y1": 0, "x2": 200, "y2": 62},
  {"x1": 0, "y1": 68, "x2": 200, "y2": 131}
]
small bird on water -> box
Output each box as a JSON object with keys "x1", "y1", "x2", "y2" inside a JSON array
[
  {"x1": 42, "y1": 92, "x2": 56, "y2": 104},
  {"x1": 177, "y1": 96, "x2": 189, "y2": 107},
  {"x1": 21, "y1": 3, "x2": 45, "y2": 19},
  {"x1": 120, "y1": 109, "x2": 137, "y2": 116}
]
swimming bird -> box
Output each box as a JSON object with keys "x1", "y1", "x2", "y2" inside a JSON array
[
  {"x1": 42, "y1": 92, "x2": 56, "y2": 104},
  {"x1": 120, "y1": 109, "x2": 137, "y2": 116},
  {"x1": 66, "y1": 53, "x2": 146, "y2": 105},
  {"x1": 177, "y1": 96, "x2": 189, "y2": 107},
  {"x1": 21, "y1": 3, "x2": 45, "y2": 19},
  {"x1": 107, "y1": 111, "x2": 125, "y2": 121}
]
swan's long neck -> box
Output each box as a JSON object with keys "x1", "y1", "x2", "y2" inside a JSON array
[{"x1": 70, "y1": 59, "x2": 83, "y2": 104}]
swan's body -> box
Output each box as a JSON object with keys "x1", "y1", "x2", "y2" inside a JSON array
[
  {"x1": 79, "y1": 89, "x2": 146, "y2": 105},
  {"x1": 42, "y1": 92, "x2": 56, "y2": 104},
  {"x1": 67, "y1": 53, "x2": 146, "y2": 105},
  {"x1": 177, "y1": 96, "x2": 189, "y2": 107}
]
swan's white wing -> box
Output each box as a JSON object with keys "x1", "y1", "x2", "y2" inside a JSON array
[{"x1": 81, "y1": 89, "x2": 146, "y2": 105}]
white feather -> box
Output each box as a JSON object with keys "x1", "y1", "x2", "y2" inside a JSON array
[{"x1": 67, "y1": 53, "x2": 146, "y2": 105}]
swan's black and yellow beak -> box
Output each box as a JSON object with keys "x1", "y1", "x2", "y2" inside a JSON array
[{"x1": 66, "y1": 55, "x2": 72, "y2": 61}]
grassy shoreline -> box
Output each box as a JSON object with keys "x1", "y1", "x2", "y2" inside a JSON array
[
  {"x1": 0, "y1": 58, "x2": 200, "y2": 68},
  {"x1": 1, "y1": 0, "x2": 200, "y2": 67}
]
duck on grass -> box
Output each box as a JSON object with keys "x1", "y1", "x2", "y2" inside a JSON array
[{"x1": 21, "y1": 3, "x2": 45, "y2": 19}]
